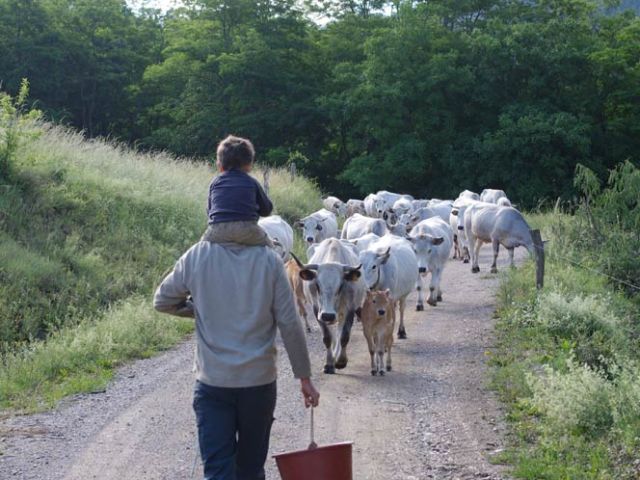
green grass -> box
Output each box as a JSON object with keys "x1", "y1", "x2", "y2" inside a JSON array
[
  {"x1": 0, "y1": 122, "x2": 322, "y2": 411},
  {"x1": 491, "y1": 212, "x2": 640, "y2": 479},
  {"x1": 0, "y1": 298, "x2": 192, "y2": 411}
]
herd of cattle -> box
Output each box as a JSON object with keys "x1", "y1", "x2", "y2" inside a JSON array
[{"x1": 257, "y1": 189, "x2": 535, "y2": 376}]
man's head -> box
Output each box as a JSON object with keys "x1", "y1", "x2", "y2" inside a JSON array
[{"x1": 216, "y1": 135, "x2": 255, "y2": 171}]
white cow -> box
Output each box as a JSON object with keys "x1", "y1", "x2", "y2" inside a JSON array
[
  {"x1": 364, "y1": 193, "x2": 386, "y2": 218},
  {"x1": 348, "y1": 233, "x2": 381, "y2": 253},
  {"x1": 307, "y1": 239, "x2": 358, "y2": 262},
  {"x1": 293, "y1": 239, "x2": 366, "y2": 374},
  {"x1": 411, "y1": 199, "x2": 430, "y2": 211},
  {"x1": 409, "y1": 217, "x2": 453, "y2": 310},
  {"x1": 450, "y1": 199, "x2": 494, "y2": 263},
  {"x1": 258, "y1": 215, "x2": 294, "y2": 261},
  {"x1": 297, "y1": 209, "x2": 338, "y2": 245},
  {"x1": 464, "y1": 204, "x2": 533, "y2": 274},
  {"x1": 497, "y1": 197, "x2": 512, "y2": 207},
  {"x1": 457, "y1": 189, "x2": 480, "y2": 201},
  {"x1": 323, "y1": 196, "x2": 347, "y2": 217},
  {"x1": 398, "y1": 201, "x2": 453, "y2": 233},
  {"x1": 345, "y1": 199, "x2": 366, "y2": 217},
  {"x1": 341, "y1": 213, "x2": 388, "y2": 239},
  {"x1": 480, "y1": 188, "x2": 507, "y2": 204},
  {"x1": 365, "y1": 191, "x2": 413, "y2": 218},
  {"x1": 377, "y1": 190, "x2": 414, "y2": 206},
  {"x1": 391, "y1": 197, "x2": 413, "y2": 216},
  {"x1": 358, "y1": 235, "x2": 419, "y2": 339}
]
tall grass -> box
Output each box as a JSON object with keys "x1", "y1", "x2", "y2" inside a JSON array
[
  {"x1": 491, "y1": 172, "x2": 640, "y2": 479},
  {"x1": 0, "y1": 120, "x2": 322, "y2": 410}
]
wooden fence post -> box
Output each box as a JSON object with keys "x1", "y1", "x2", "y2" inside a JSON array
[
  {"x1": 263, "y1": 165, "x2": 270, "y2": 195},
  {"x1": 530, "y1": 229, "x2": 545, "y2": 289},
  {"x1": 290, "y1": 162, "x2": 296, "y2": 182}
]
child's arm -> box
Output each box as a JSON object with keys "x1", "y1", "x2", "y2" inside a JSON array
[{"x1": 256, "y1": 181, "x2": 273, "y2": 217}]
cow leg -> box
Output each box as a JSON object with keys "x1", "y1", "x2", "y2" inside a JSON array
[
  {"x1": 435, "y1": 267, "x2": 443, "y2": 302},
  {"x1": 468, "y1": 233, "x2": 477, "y2": 272},
  {"x1": 397, "y1": 297, "x2": 407, "y2": 340},
  {"x1": 462, "y1": 246, "x2": 470, "y2": 263},
  {"x1": 508, "y1": 247, "x2": 515, "y2": 268},
  {"x1": 452, "y1": 234, "x2": 459, "y2": 259},
  {"x1": 364, "y1": 330, "x2": 376, "y2": 376},
  {"x1": 491, "y1": 238, "x2": 499, "y2": 273},
  {"x1": 427, "y1": 271, "x2": 438, "y2": 306},
  {"x1": 335, "y1": 310, "x2": 356, "y2": 370},
  {"x1": 415, "y1": 277, "x2": 425, "y2": 312},
  {"x1": 385, "y1": 328, "x2": 393, "y2": 372},
  {"x1": 298, "y1": 300, "x2": 311, "y2": 332},
  {"x1": 376, "y1": 332, "x2": 385, "y2": 376},
  {"x1": 319, "y1": 322, "x2": 335, "y2": 374},
  {"x1": 397, "y1": 298, "x2": 407, "y2": 339}
]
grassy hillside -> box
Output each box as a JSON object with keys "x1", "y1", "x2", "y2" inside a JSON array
[
  {"x1": 0, "y1": 118, "x2": 322, "y2": 411},
  {"x1": 491, "y1": 164, "x2": 640, "y2": 479}
]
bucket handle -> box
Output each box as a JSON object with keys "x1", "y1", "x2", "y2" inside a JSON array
[{"x1": 309, "y1": 406, "x2": 317, "y2": 450}]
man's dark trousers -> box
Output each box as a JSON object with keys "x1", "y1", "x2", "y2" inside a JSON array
[{"x1": 193, "y1": 380, "x2": 277, "y2": 480}]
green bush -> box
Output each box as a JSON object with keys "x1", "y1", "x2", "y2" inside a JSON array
[
  {"x1": 528, "y1": 360, "x2": 614, "y2": 436},
  {"x1": 492, "y1": 164, "x2": 640, "y2": 478},
  {"x1": 535, "y1": 292, "x2": 626, "y2": 369}
]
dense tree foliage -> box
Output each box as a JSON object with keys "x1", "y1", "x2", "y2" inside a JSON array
[{"x1": 1, "y1": 0, "x2": 638, "y2": 206}]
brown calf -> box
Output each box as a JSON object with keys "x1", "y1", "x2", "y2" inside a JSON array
[
  {"x1": 360, "y1": 289, "x2": 395, "y2": 376},
  {"x1": 285, "y1": 259, "x2": 312, "y2": 332}
]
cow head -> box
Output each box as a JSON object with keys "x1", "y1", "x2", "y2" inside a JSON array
[
  {"x1": 291, "y1": 252, "x2": 361, "y2": 325},
  {"x1": 382, "y1": 209, "x2": 398, "y2": 227},
  {"x1": 297, "y1": 216, "x2": 327, "y2": 244},
  {"x1": 358, "y1": 247, "x2": 391, "y2": 290},
  {"x1": 334, "y1": 201, "x2": 347, "y2": 217},
  {"x1": 408, "y1": 233, "x2": 444, "y2": 274},
  {"x1": 363, "y1": 289, "x2": 392, "y2": 321},
  {"x1": 270, "y1": 237, "x2": 287, "y2": 260},
  {"x1": 398, "y1": 212, "x2": 421, "y2": 233},
  {"x1": 373, "y1": 197, "x2": 388, "y2": 218}
]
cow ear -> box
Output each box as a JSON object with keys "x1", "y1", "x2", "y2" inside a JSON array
[
  {"x1": 411, "y1": 215, "x2": 418, "y2": 222},
  {"x1": 296, "y1": 220, "x2": 304, "y2": 227},
  {"x1": 299, "y1": 269, "x2": 317, "y2": 281},
  {"x1": 431, "y1": 236, "x2": 445, "y2": 246},
  {"x1": 343, "y1": 266, "x2": 362, "y2": 282},
  {"x1": 344, "y1": 270, "x2": 361, "y2": 282},
  {"x1": 334, "y1": 202, "x2": 340, "y2": 208},
  {"x1": 384, "y1": 288, "x2": 391, "y2": 297},
  {"x1": 379, "y1": 247, "x2": 391, "y2": 264}
]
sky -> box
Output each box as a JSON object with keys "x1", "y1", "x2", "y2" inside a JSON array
[{"x1": 127, "y1": 0, "x2": 182, "y2": 13}]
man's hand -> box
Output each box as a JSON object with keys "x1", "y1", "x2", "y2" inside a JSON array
[{"x1": 300, "y1": 378, "x2": 319, "y2": 408}]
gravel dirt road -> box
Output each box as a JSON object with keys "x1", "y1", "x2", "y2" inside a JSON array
[{"x1": 0, "y1": 248, "x2": 522, "y2": 480}]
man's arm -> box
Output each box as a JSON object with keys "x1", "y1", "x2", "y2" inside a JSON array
[
  {"x1": 255, "y1": 181, "x2": 273, "y2": 217},
  {"x1": 153, "y1": 255, "x2": 195, "y2": 318}
]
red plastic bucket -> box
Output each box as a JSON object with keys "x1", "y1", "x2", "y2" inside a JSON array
[{"x1": 273, "y1": 441, "x2": 353, "y2": 480}]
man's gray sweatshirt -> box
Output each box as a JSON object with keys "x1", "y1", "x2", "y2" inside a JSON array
[{"x1": 153, "y1": 242, "x2": 312, "y2": 388}]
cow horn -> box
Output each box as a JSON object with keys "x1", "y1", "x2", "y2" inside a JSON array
[{"x1": 289, "y1": 252, "x2": 306, "y2": 269}]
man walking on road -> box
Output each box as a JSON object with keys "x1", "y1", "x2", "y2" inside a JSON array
[{"x1": 154, "y1": 233, "x2": 319, "y2": 480}]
